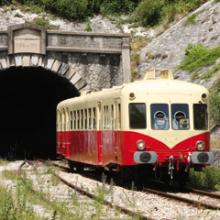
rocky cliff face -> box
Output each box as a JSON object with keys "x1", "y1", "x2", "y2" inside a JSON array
[
  {"x1": 139, "y1": 0, "x2": 220, "y2": 86},
  {"x1": 0, "y1": 6, "x2": 120, "y2": 33}
]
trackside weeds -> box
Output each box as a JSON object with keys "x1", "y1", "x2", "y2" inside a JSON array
[
  {"x1": 0, "y1": 160, "x2": 220, "y2": 219},
  {"x1": 0, "y1": 161, "x2": 131, "y2": 220}
]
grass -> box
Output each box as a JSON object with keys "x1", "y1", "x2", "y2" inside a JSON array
[
  {"x1": 132, "y1": 0, "x2": 208, "y2": 27},
  {"x1": 201, "y1": 63, "x2": 220, "y2": 79},
  {"x1": 211, "y1": 137, "x2": 220, "y2": 149},
  {"x1": 179, "y1": 44, "x2": 220, "y2": 79},
  {"x1": 209, "y1": 82, "x2": 220, "y2": 125},
  {"x1": 184, "y1": 13, "x2": 198, "y2": 25},
  {"x1": 130, "y1": 36, "x2": 149, "y2": 80},
  {"x1": 2, "y1": 167, "x2": 125, "y2": 219},
  {"x1": 189, "y1": 166, "x2": 220, "y2": 190},
  {"x1": 0, "y1": 183, "x2": 41, "y2": 220},
  {"x1": 33, "y1": 16, "x2": 59, "y2": 29},
  {"x1": 0, "y1": 158, "x2": 8, "y2": 165}
]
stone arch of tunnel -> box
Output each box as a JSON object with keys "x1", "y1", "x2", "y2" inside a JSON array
[{"x1": 0, "y1": 66, "x2": 79, "y2": 159}]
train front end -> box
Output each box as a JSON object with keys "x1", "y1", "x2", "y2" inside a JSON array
[{"x1": 121, "y1": 76, "x2": 214, "y2": 180}]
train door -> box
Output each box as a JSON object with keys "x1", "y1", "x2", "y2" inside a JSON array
[
  {"x1": 65, "y1": 109, "x2": 71, "y2": 159},
  {"x1": 97, "y1": 101, "x2": 102, "y2": 164},
  {"x1": 60, "y1": 109, "x2": 66, "y2": 156},
  {"x1": 114, "y1": 99, "x2": 122, "y2": 164}
]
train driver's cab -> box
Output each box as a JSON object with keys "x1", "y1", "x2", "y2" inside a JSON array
[
  {"x1": 172, "y1": 111, "x2": 189, "y2": 129},
  {"x1": 151, "y1": 104, "x2": 169, "y2": 130},
  {"x1": 153, "y1": 111, "x2": 169, "y2": 129}
]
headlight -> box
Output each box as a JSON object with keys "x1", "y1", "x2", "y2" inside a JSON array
[
  {"x1": 136, "y1": 140, "x2": 146, "y2": 151},
  {"x1": 196, "y1": 141, "x2": 205, "y2": 151}
]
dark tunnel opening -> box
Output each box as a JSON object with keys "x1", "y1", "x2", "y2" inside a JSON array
[{"x1": 0, "y1": 66, "x2": 79, "y2": 159}]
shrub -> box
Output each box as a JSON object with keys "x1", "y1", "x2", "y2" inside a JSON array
[
  {"x1": 184, "y1": 13, "x2": 198, "y2": 25},
  {"x1": 133, "y1": 0, "x2": 165, "y2": 26},
  {"x1": 209, "y1": 83, "x2": 220, "y2": 125},
  {"x1": 100, "y1": 0, "x2": 138, "y2": 15},
  {"x1": 189, "y1": 167, "x2": 220, "y2": 190},
  {"x1": 179, "y1": 44, "x2": 220, "y2": 73}
]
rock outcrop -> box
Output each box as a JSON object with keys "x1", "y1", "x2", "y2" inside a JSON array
[{"x1": 139, "y1": 0, "x2": 220, "y2": 84}]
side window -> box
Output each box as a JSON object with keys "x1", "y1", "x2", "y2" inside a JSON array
[
  {"x1": 151, "y1": 104, "x2": 169, "y2": 130},
  {"x1": 81, "y1": 110, "x2": 83, "y2": 129},
  {"x1": 84, "y1": 109, "x2": 87, "y2": 129},
  {"x1": 111, "y1": 104, "x2": 114, "y2": 129},
  {"x1": 171, "y1": 104, "x2": 189, "y2": 130},
  {"x1": 193, "y1": 104, "x2": 208, "y2": 130},
  {"x1": 129, "y1": 103, "x2": 146, "y2": 129},
  {"x1": 104, "y1": 105, "x2": 108, "y2": 130},
  {"x1": 77, "y1": 110, "x2": 80, "y2": 129},
  {"x1": 117, "y1": 104, "x2": 121, "y2": 130},
  {"x1": 73, "y1": 111, "x2": 76, "y2": 130},
  {"x1": 88, "y1": 108, "x2": 92, "y2": 129},
  {"x1": 93, "y1": 108, "x2": 96, "y2": 129},
  {"x1": 70, "y1": 111, "x2": 73, "y2": 130}
]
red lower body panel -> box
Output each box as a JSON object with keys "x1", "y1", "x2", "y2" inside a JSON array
[{"x1": 56, "y1": 130, "x2": 210, "y2": 167}]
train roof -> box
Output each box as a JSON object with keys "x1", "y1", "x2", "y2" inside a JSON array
[{"x1": 57, "y1": 79, "x2": 208, "y2": 108}]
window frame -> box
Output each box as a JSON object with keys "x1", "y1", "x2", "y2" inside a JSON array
[
  {"x1": 129, "y1": 103, "x2": 147, "y2": 129},
  {"x1": 171, "y1": 103, "x2": 190, "y2": 130},
  {"x1": 150, "y1": 103, "x2": 169, "y2": 130}
]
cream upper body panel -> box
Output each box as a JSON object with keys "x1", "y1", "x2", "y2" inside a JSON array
[
  {"x1": 120, "y1": 79, "x2": 209, "y2": 148},
  {"x1": 57, "y1": 79, "x2": 209, "y2": 148}
]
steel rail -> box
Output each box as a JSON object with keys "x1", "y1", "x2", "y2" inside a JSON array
[
  {"x1": 188, "y1": 188, "x2": 220, "y2": 200},
  {"x1": 55, "y1": 173, "x2": 154, "y2": 220},
  {"x1": 143, "y1": 187, "x2": 220, "y2": 210}
]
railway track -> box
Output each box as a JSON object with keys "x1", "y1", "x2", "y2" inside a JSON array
[
  {"x1": 51, "y1": 161, "x2": 220, "y2": 211},
  {"x1": 143, "y1": 187, "x2": 220, "y2": 210},
  {"x1": 19, "y1": 159, "x2": 220, "y2": 219},
  {"x1": 21, "y1": 160, "x2": 156, "y2": 220}
]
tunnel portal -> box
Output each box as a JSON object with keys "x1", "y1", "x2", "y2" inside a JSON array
[{"x1": 0, "y1": 67, "x2": 79, "y2": 159}]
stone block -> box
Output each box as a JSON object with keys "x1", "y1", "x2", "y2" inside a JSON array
[
  {"x1": 22, "y1": 55, "x2": 30, "y2": 66},
  {"x1": 46, "y1": 58, "x2": 55, "y2": 70},
  {"x1": 0, "y1": 58, "x2": 9, "y2": 69},
  {"x1": 74, "y1": 78, "x2": 87, "y2": 90},
  {"x1": 51, "y1": 60, "x2": 61, "y2": 73},
  {"x1": 65, "y1": 66, "x2": 75, "y2": 79},
  {"x1": 58, "y1": 63, "x2": 69, "y2": 75},
  {"x1": 70, "y1": 72, "x2": 81, "y2": 84},
  {"x1": 9, "y1": 56, "x2": 15, "y2": 66},
  {"x1": 15, "y1": 55, "x2": 22, "y2": 66},
  {"x1": 31, "y1": 55, "x2": 39, "y2": 66}
]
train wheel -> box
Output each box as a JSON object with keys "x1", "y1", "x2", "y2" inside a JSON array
[
  {"x1": 119, "y1": 166, "x2": 133, "y2": 187},
  {"x1": 176, "y1": 171, "x2": 189, "y2": 187},
  {"x1": 68, "y1": 160, "x2": 75, "y2": 172},
  {"x1": 67, "y1": 160, "x2": 84, "y2": 173},
  {"x1": 75, "y1": 163, "x2": 84, "y2": 173}
]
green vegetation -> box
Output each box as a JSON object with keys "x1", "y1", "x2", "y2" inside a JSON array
[
  {"x1": 179, "y1": 44, "x2": 220, "y2": 79},
  {"x1": 184, "y1": 13, "x2": 198, "y2": 25},
  {"x1": 0, "y1": 183, "x2": 40, "y2": 220},
  {"x1": 132, "y1": 0, "x2": 207, "y2": 27},
  {"x1": 189, "y1": 167, "x2": 220, "y2": 190},
  {"x1": 131, "y1": 36, "x2": 149, "y2": 80},
  {"x1": 0, "y1": 158, "x2": 8, "y2": 165},
  {"x1": 210, "y1": 82, "x2": 220, "y2": 125},
  {"x1": 179, "y1": 44, "x2": 220, "y2": 125},
  {"x1": 2, "y1": 167, "x2": 125, "y2": 219},
  {"x1": 0, "y1": 1, "x2": 208, "y2": 27},
  {"x1": 85, "y1": 18, "x2": 92, "y2": 32}
]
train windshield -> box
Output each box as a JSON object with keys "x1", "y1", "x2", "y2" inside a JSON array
[
  {"x1": 193, "y1": 104, "x2": 208, "y2": 130},
  {"x1": 151, "y1": 104, "x2": 169, "y2": 130},
  {"x1": 129, "y1": 103, "x2": 146, "y2": 129},
  {"x1": 171, "y1": 104, "x2": 189, "y2": 130}
]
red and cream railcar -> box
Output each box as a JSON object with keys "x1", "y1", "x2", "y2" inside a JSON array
[{"x1": 56, "y1": 71, "x2": 214, "y2": 180}]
